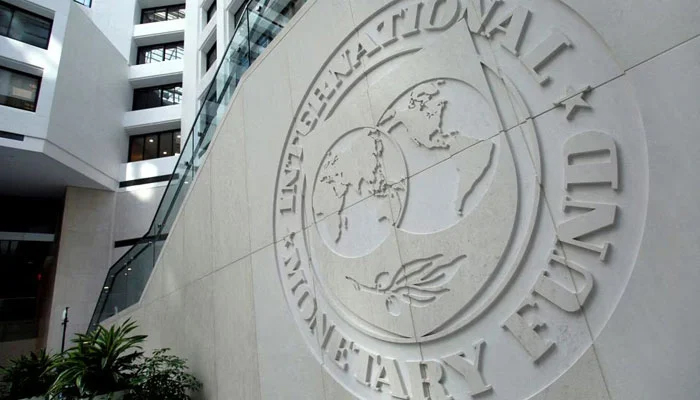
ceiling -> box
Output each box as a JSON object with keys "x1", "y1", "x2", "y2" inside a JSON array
[{"x1": 0, "y1": 146, "x2": 108, "y2": 198}]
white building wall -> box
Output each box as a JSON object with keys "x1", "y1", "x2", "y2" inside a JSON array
[
  {"x1": 0, "y1": 0, "x2": 69, "y2": 143},
  {"x1": 80, "y1": 0, "x2": 138, "y2": 60},
  {"x1": 46, "y1": 3, "x2": 131, "y2": 190},
  {"x1": 180, "y1": 0, "x2": 200, "y2": 134}
]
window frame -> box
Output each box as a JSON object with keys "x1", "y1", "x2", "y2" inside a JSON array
[
  {"x1": 136, "y1": 41, "x2": 184, "y2": 65},
  {"x1": 140, "y1": 4, "x2": 186, "y2": 24},
  {"x1": 205, "y1": 43, "x2": 217, "y2": 71},
  {"x1": 206, "y1": 1, "x2": 217, "y2": 23},
  {"x1": 132, "y1": 83, "x2": 183, "y2": 111},
  {"x1": 0, "y1": 1, "x2": 53, "y2": 49},
  {"x1": 0, "y1": 65, "x2": 42, "y2": 112},
  {"x1": 128, "y1": 130, "x2": 181, "y2": 162}
]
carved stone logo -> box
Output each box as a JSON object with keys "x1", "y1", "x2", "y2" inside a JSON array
[{"x1": 273, "y1": 0, "x2": 648, "y2": 398}]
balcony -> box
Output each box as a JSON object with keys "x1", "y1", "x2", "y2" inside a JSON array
[
  {"x1": 129, "y1": 60, "x2": 184, "y2": 88},
  {"x1": 133, "y1": 19, "x2": 185, "y2": 47},
  {"x1": 123, "y1": 105, "x2": 181, "y2": 135}
]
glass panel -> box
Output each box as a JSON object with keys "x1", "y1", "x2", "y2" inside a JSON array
[
  {"x1": 132, "y1": 87, "x2": 162, "y2": 110},
  {"x1": 0, "y1": 68, "x2": 40, "y2": 111},
  {"x1": 206, "y1": 44, "x2": 217, "y2": 70},
  {"x1": 164, "y1": 42, "x2": 184, "y2": 61},
  {"x1": 142, "y1": 8, "x2": 167, "y2": 23},
  {"x1": 137, "y1": 48, "x2": 146, "y2": 64},
  {"x1": 139, "y1": 45, "x2": 164, "y2": 64},
  {"x1": 8, "y1": 10, "x2": 51, "y2": 49},
  {"x1": 129, "y1": 136, "x2": 145, "y2": 162},
  {"x1": 176, "y1": 42, "x2": 185, "y2": 59},
  {"x1": 167, "y1": 5, "x2": 185, "y2": 20},
  {"x1": 143, "y1": 134, "x2": 158, "y2": 160},
  {"x1": 233, "y1": 4, "x2": 245, "y2": 26},
  {"x1": 124, "y1": 244, "x2": 154, "y2": 307},
  {"x1": 0, "y1": 4, "x2": 11, "y2": 36},
  {"x1": 159, "y1": 132, "x2": 173, "y2": 157},
  {"x1": 207, "y1": 2, "x2": 217, "y2": 22},
  {"x1": 161, "y1": 85, "x2": 182, "y2": 106},
  {"x1": 174, "y1": 130, "x2": 181, "y2": 153},
  {"x1": 247, "y1": 4, "x2": 284, "y2": 62}
]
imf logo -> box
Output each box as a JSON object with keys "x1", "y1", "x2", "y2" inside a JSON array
[{"x1": 273, "y1": 1, "x2": 648, "y2": 398}]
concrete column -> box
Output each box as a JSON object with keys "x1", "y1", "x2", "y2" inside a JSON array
[{"x1": 46, "y1": 187, "x2": 116, "y2": 352}]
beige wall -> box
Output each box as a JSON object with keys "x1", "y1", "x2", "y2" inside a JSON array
[{"x1": 47, "y1": 187, "x2": 117, "y2": 352}]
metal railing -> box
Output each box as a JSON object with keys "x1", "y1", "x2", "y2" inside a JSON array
[{"x1": 89, "y1": 0, "x2": 307, "y2": 329}]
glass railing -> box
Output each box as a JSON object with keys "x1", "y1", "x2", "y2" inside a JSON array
[{"x1": 89, "y1": 0, "x2": 307, "y2": 330}]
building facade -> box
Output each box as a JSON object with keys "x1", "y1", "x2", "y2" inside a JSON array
[
  {"x1": 0, "y1": 0, "x2": 294, "y2": 360},
  {"x1": 2, "y1": 0, "x2": 700, "y2": 399}
]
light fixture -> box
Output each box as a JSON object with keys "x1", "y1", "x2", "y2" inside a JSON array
[
  {"x1": 163, "y1": 151, "x2": 168, "y2": 155},
  {"x1": 148, "y1": 139, "x2": 155, "y2": 143},
  {"x1": 104, "y1": 286, "x2": 109, "y2": 290},
  {"x1": 127, "y1": 267, "x2": 132, "y2": 271}
]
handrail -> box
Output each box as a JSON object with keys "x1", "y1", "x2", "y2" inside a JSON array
[{"x1": 89, "y1": 0, "x2": 307, "y2": 329}]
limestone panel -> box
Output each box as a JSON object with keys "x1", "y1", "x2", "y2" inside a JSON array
[
  {"x1": 529, "y1": 347, "x2": 610, "y2": 400},
  {"x1": 182, "y1": 161, "x2": 214, "y2": 285},
  {"x1": 143, "y1": 277, "x2": 217, "y2": 400},
  {"x1": 159, "y1": 210, "x2": 187, "y2": 297},
  {"x1": 212, "y1": 257, "x2": 262, "y2": 400},
  {"x1": 284, "y1": 0, "x2": 357, "y2": 108},
  {"x1": 251, "y1": 245, "x2": 326, "y2": 400},
  {"x1": 243, "y1": 39, "x2": 295, "y2": 251},
  {"x1": 211, "y1": 95, "x2": 251, "y2": 270},
  {"x1": 589, "y1": 34, "x2": 700, "y2": 400},
  {"x1": 561, "y1": 0, "x2": 700, "y2": 69}
]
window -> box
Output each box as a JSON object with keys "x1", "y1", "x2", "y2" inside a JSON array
[
  {"x1": 137, "y1": 41, "x2": 184, "y2": 64},
  {"x1": 128, "y1": 130, "x2": 181, "y2": 162},
  {"x1": 206, "y1": 43, "x2": 217, "y2": 71},
  {"x1": 132, "y1": 83, "x2": 182, "y2": 110},
  {"x1": 232, "y1": 4, "x2": 245, "y2": 27},
  {"x1": 0, "y1": 1, "x2": 52, "y2": 49},
  {"x1": 0, "y1": 66, "x2": 41, "y2": 112},
  {"x1": 73, "y1": 0, "x2": 92, "y2": 7},
  {"x1": 141, "y1": 4, "x2": 186, "y2": 23},
  {"x1": 206, "y1": 2, "x2": 216, "y2": 23}
]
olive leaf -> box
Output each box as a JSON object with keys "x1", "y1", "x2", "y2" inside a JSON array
[{"x1": 346, "y1": 254, "x2": 466, "y2": 310}]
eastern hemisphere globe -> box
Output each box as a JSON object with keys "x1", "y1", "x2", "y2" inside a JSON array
[
  {"x1": 312, "y1": 127, "x2": 407, "y2": 258},
  {"x1": 312, "y1": 79, "x2": 499, "y2": 258}
]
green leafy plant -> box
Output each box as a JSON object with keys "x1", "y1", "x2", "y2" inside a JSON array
[
  {"x1": 126, "y1": 348, "x2": 201, "y2": 400},
  {"x1": 0, "y1": 349, "x2": 59, "y2": 399},
  {"x1": 48, "y1": 319, "x2": 146, "y2": 398}
]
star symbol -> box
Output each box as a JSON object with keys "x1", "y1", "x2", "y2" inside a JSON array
[
  {"x1": 554, "y1": 86, "x2": 593, "y2": 120},
  {"x1": 283, "y1": 231, "x2": 296, "y2": 249}
]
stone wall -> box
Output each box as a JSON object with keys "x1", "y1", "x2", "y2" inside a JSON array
[{"x1": 104, "y1": 0, "x2": 700, "y2": 399}]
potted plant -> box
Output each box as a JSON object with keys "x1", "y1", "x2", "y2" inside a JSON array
[
  {"x1": 126, "y1": 349, "x2": 201, "y2": 400},
  {"x1": 0, "y1": 349, "x2": 59, "y2": 400},
  {"x1": 48, "y1": 319, "x2": 146, "y2": 399}
]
